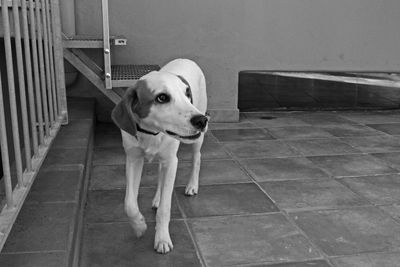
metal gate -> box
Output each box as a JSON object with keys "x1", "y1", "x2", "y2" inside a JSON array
[{"x1": 0, "y1": 0, "x2": 67, "y2": 251}]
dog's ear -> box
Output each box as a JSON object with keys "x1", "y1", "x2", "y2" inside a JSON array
[{"x1": 111, "y1": 87, "x2": 138, "y2": 137}]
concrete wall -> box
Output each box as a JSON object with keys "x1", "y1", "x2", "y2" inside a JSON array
[{"x1": 72, "y1": 0, "x2": 400, "y2": 121}]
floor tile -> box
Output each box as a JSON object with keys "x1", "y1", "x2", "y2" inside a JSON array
[
  {"x1": 371, "y1": 152, "x2": 400, "y2": 170},
  {"x1": 330, "y1": 251, "x2": 400, "y2": 267},
  {"x1": 90, "y1": 163, "x2": 162, "y2": 190},
  {"x1": 178, "y1": 141, "x2": 231, "y2": 161},
  {"x1": 260, "y1": 179, "x2": 367, "y2": 211},
  {"x1": 2, "y1": 203, "x2": 74, "y2": 252},
  {"x1": 367, "y1": 123, "x2": 400, "y2": 135},
  {"x1": 94, "y1": 132, "x2": 122, "y2": 147},
  {"x1": 296, "y1": 113, "x2": 356, "y2": 126},
  {"x1": 41, "y1": 148, "x2": 87, "y2": 169},
  {"x1": 308, "y1": 154, "x2": 397, "y2": 177},
  {"x1": 242, "y1": 112, "x2": 292, "y2": 120},
  {"x1": 290, "y1": 207, "x2": 400, "y2": 256},
  {"x1": 81, "y1": 221, "x2": 201, "y2": 267},
  {"x1": 176, "y1": 159, "x2": 251, "y2": 185},
  {"x1": 90, "y1": 159, "x2": 251, "y2": 191},
  {"x1": 90, "y1": 165, "x2": 126, "y2": 190},
  {"x1": 188, "y1": 214, "x2": 321, "y2": 266},
  {"x1": 95, "y1": 123, "x2": 120, "y2": 135},
  {"x1": 320, "y1": 124, "x2": 384, "y2": 137},
  {"x1": 85, "y1": 188, "x2": 182, "y2": 223},
  {"x1": 340, "y1": 112, "x2": 400, "y2": 124},
  {"x1": 223, "y1": 140, "x2": 300, "y2": 159},
  {"x1": 341, "y1": 136, "x2": 400, "y2": 153},
  {"x1": 248, "y1": 259, "x2": 331, "y2": 267},
  {"x1": 286, "y1": 138, "x2": 360, "y2": 156},
  {"x1": 211, "y1": 128, "x2": 274, "y2": 142},
  {"x1": 379, "y1": 204, "x2": 400, "y2": 223},
  {"x1": 59, "y1": 119, "x2": 94, "y2": 137},
  {"x1": 241, "y1": 157, "x2": 329, "y2": 181},
  {"x1": 52, "y1": 133, "x2": 90, "y2": 148},
  {"x1": 176, "y1": 183, "x2": 277, "y2": 217},
  {"x1": 53, "y1": 120, "x2": 93, "y2": 148},
  {"x1": 67, "y1": 100, "x2": 95, "y2": 120},
  {"x1": 26, "y1": 169, "x2": 82, "y2": 203},
  {"x1": 209, "y1": 121, "x2": 257, "y2": 130},
  {"x1": 93, "y1": 147, "x2": 125, "y2": 166},
  {"x1": 247, "y1": 116, "x2": 310, "y2": 128},
  {"x1": 0, "y1": 252, "x2": 67, "y2": 267},
  {"x1": 341, "y1": 174, "x2": 400, "y2": 204},
  {"x1": 267, "y1": 126, "x2": 334, "y2": 140}
]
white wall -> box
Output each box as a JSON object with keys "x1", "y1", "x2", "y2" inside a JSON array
[{"x1": 75, "y1": 0, "x2": 400, "y2": 121}]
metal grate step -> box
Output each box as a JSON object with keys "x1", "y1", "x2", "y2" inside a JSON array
[
  {"x1": 111, "y1": 64, "x2": 160, "y2": 87},
  {"x1": 63, "y1": 35, "x2": 127, "y2": 48}
]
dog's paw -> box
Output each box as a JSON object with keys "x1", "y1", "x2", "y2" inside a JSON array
[
  {"x1": 129, "y1": 215, "x2": 147, "y2": 238},
  {"x1": 185, "y1": 182, "x2": 198, "y2": 196},
  {"x1": 154, "y1": 233, "x2": 173, "y2": 254}
]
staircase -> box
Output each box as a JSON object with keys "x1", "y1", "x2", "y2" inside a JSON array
[{"x1": 62, "y1": 0, "x2": 159, "y2": 104}]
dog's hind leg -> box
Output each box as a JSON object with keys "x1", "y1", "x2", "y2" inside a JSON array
[
  {"x1": 125, "y1": 154, "x2": 147, "y2": 237},
  {"x1": 185, "y1": 133, "x2": 204, "y2": 196},
  {"x1": 152, "y1": 162, "x2": 162, "y2": 209}
]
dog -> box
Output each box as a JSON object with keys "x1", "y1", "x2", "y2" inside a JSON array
[{"x1": 111, "y1": 59, "x2": 208, "y2": 254}]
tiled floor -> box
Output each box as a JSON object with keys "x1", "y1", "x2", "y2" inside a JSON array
[
  {"x1": 0, "y1": 98, "x2": 95, "y2": 267},
  {"x1": 82, "y1": 110, "x2": 400, "y2": 267}
]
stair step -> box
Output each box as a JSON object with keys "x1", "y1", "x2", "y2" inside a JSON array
[
  {"x1": 111, "y1": 64, "x2": 160, "y2": 87},
  {"x1": 63, "y1": 35, "x2": 127, "y2": 48}
]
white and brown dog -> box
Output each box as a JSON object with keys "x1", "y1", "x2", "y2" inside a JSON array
[{"x1": 111, "y1": 59, "x2": 208, "y2": 254}]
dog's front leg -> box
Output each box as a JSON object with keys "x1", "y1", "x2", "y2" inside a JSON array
[
  {"x1": 125, "y1": 153, "x2": 146, "y2": 237},
  {"x1": 185, "y1": 133, "x2": 204, "y2": 195},
  {"x1": 154, "y1": 156, "x2": 178, "y2": 254}
]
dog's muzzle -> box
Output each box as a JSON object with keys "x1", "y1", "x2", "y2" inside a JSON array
[{"x1": 190, "y1": 114, "x2": 208, "y2": 131}]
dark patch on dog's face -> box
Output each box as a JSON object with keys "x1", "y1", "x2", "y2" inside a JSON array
[
  {"x1": 111, "y1": 80, "x2": 155, "y2": 136},
  {"x1": 132, "y1": 80, "x2": 155, "y2": 118}
]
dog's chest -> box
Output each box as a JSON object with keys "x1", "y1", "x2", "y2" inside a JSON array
[
  {"x1": 122, "y1": 131, "x2": 178, "y2": 162},
  {"x1": 140, "y1": 138, "x2": 162, "y2": 162}
]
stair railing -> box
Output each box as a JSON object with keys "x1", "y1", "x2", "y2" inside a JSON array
[
  {"x1": 102, "y1": 0, "x2": 112, "y2": 89},
  {"x1": 0, "y1": 0, "x2": 67, "y2": 251}
]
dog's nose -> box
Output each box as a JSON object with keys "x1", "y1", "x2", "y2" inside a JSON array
[{"x1": 190, "y1": 114, "x2": 208, "y2": 130}]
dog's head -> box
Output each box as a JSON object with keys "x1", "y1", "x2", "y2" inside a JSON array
[{"x1": 111, "y1": 71, "x2": 208, "y2": 144}]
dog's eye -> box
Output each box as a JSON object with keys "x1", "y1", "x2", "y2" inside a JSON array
[
  {"x1": 185, "y1": 88, "x2": 192, "y2": 99},
  {"x1": 155, "y1": 93, "x2": 170, "y2": 103}
]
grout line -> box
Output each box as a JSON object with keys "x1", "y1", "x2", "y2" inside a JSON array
[
  {"x1": 70, "y1": 125, "x2": 95, "y2": 267},
  {"x1": 173, "y1": 191, "x2": 209, "y2": 267},
  {"x1": 1, "y1": 250, "x2": 66, "y2": 255}
]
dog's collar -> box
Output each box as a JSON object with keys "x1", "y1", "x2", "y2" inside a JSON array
[{"x1": 136, "y1": 124, "x2": 159, "y2": 136}]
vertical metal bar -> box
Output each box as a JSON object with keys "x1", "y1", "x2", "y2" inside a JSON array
[
  {"x1": 2, "y1": 0, "x2": 24, "y2": 187},
  {"x1": 36, "y1": 0, "x2": 51, "y2": 137},
  {"x1": 51, "y1": 0, "x2": 68, "y2": 123},
  {"x1": 0, "y1": 73, "x2": 14, "y2": 208},
  {"x1": 102, "y1": 0, "x2": 112, "y2": 89},
  {"x1": 29, "y1": 0, "x2": 45, "y2": 145},
  {"x1": 46, "y1": 0, "x2": 58, "y2": 119},
  {"x1": 41, "y1": 0, "x2": 55, "y2": 126},
  {"x1": 21, "y1": 0, "x2": 39, "y2": 156},
  {"x1": 13, "y1": 0, "x2": 33, "y2": 172}
]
